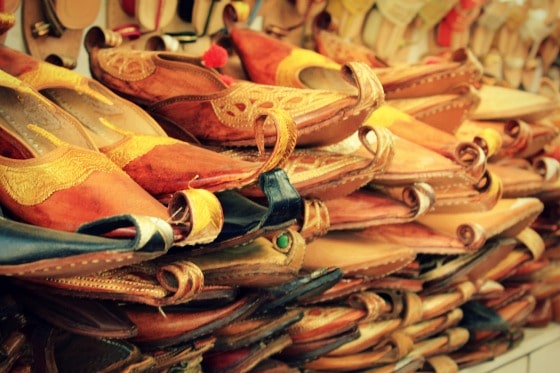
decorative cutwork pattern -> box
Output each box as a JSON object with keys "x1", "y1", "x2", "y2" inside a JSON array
[
  {"x1": 97, "y1": 49, "x2": 157, "y2": 82},
  {"x1": 210, "y1": 81, "x2": 349, "y2": 128}
]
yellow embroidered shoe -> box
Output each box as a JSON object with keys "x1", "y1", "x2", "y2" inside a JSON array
[
  {"x1": 0, "y1": 45, "x2": 297, "y2": 198},
  {"x1": 229, "y1": 26, "x2": 482, "y2": 100},
  {"x1": 0, "y1": 70, "x2": 222, "y2": 246},
  {"x1": 0, "y1": 71, "x2": 170, "y2": 232},
  {"x1": 85, "y1": 27, "x2": 384, "y2": 148}
]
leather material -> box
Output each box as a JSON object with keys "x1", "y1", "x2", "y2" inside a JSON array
[
  {"x1": 483, "y1": 228, "x2": 545, "y2": 282},
  {"x1": 86, "y1": 27, "x2": 384, "y2": 147},
  {"x1": 299, "y1": 277, "x2": 424, "y2": 306},
  {"x1": 348, "y1": 134, "x2": 503, "y2": 212},
  {"x1": 304, "y1": 331, "x2": 416, "y2": 371},
  {"x1": 213, "y1": 309, "x2": 303, "y2": 351},
  {"x1": 227, "y1": 122, "x2": 395, "y2": 202},
  {"x1": 327, "y1": 318, "x2": 402, "y2": 356},
  {"x1": 0, "y1": 290, "x2": 28, "y2": 373},
  {"x1": 460, "y1": 118, "x2": 560, "y2": 160},
  {"x1": 489, "y1": 160, "x2": 559, "y2": 198},
  {"x1": 0, "y1": 213, "x2": 172, "y2": 277},
  {"x1": 410, "y1": 327, "x2": 470, "y2": 358},
  {"x1": 0, "y1": 71, "x2": 172, "y2": 233},
  {"x1": 30, "y1": 325, "x2": 154, "y2": 373},
  {"x1": 418, "y1": 238, "x2": 518, "y2": 294},
  {"x1": 552, "y1": 293, "x2": 560, "y2": 322},
  {"x1": 303, "y1": 231, "x2": 416, "y2": 279},
  {"x1": 202, "y1": 333, "x2": 293, "y2": 373},
  {"x1": 313, "y1": 15, "x2": 389, "y2": 69},
  {"x1": 144, "y1": 336, "x2": 215, "y2": 372},
  {"x1": 277, "y1": 327, "x2": 360, "y2": 367},
  {"x1": 482, "y1": 284, "x2": 532, "y2": 310},
  {"x1": 258, "y1": 267, "x2": 343, "y2": 313},
  {"x1": 22, "y1": 0, "x2": 98, "y2": 69},
  {"x1": 467, "y1": 295, "x2": 536, "y2": 343},
  {"x1": 188, "y1": 228, "x2": 306, "y2": 288},
  {"x1": 460, "y1": 301, "x2": 510, "y2": 341},
  {"x1": 402, "y1": 308, "x2": 464, "y2": 343},
  {"x1": 421, "y1": 282, "x2": 478, "y2": 322},
  {"x1": 352, "y1": 221, "x2": 480, "y2": 256},
  {"x1": 0, "y1": 45, "x2": 297, "y2": 201},
  {"x1": 374, "y1": 48, "x2": 483, "y2": 99},
  {"x1": 286, "y1": 306, "x2": 367, "y2": 344},
  {"x1": 17, "y1": 258, "x2": 205, "y2": 307},
  {"x1": 367, "y1": 105, "x2": 487, "y2": 178},
  {"x1": 386, "y1": 86, "x2": 482, "y2": 135},
  {"x1": 526, "y1": 298, "x2": 553, "y2": 327},
  {"x1": 125, "y1": 295, "x2": 261, "y2": 350},
  {"x1": 417, "y1": 198, "x2": 544, "y2": 249},
  {"x1": 472, "y1": 84, "x2": 559, "y2": 122},
  {"x1": 451, "y1": 327, "x2": 524, "y2": 369},
  {"x1": 251, "y1": 358, "x2": 301, "y2": 373},
  {"x1": 15, "y1": 289, "x2": 137, "y2": 339},
  {"x1": 325, "y1": 183, "x2": 435, "y2": 231},
  {"x1": 196, "y1": 168, "x2": 301, "y2": 253}
]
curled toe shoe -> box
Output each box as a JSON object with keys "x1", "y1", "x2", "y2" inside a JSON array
[
  {"x1": 0, "y1": 70, "x2": 221, "y2": 246},
  {"x1": 0, "y1": 45, "x2": 297, "y2": 196},
  {"x1": 85, "y1": 27, "x2": 384, "y2": 147},
  {"x1": 0, "y1": 71, "x2": 170, "y2": 232}
]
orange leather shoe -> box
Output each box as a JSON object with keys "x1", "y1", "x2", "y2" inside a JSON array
[
  {"x1": 0, "y1": 45, "x2": 296, "y2": 197},
  {"x1": 85, "y1": 27, "x2": 384, "y2": 148},
  {"x1": 0, "y1": 70, "x2": 222, "y2": 246},
  {"x1": 229, "y1": 26, "x2": 482, "y2": 102},
  {"x1": 312, "y1": 14, "x2": 483, "y2": 100},
  {"x1": 0, "y1": 71, "x2": 170, "y2": 232},
  {"x1": 225, "y1": 124, "x2": 395, "y2": 201}
]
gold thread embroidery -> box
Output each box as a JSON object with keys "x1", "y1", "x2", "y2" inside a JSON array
[
  {"x1": 19, "y1": 63, "x2": 114, "y2": 106},
  {"x1": 211, "y1": 81, "x2": 347, "y2": 127},
  {"x1": 1, "y1": 146, "x2": 121, "y2": 206},
  {"x1": 97, "y1": 49, "x2": 157, "y2": 82},
  {"x1": 99, "y1": 118, "x2": 181, "y2": 168}
]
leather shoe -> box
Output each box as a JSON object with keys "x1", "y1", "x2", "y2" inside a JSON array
[{"x1": 85, "y1": 26, "x2": 384, "y2": 148}]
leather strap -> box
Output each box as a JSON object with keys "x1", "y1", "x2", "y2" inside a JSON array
[
  {"x1": 298, "y1": 198, "x2": 330, "y2": 242},
  {"x1": 347, "y1": 291, "x2": 386, "y2": 322},
  {"x1": 258, "y1": 168, "x2": 303, "y2": 228}
]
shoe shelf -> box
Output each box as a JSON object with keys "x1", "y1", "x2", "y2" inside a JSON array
[{"x1": 460, "y1": 323, "x2": 560, "y2": 373}]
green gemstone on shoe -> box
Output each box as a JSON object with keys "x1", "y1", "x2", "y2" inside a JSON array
[{"x1": 276, "y1": 232, "x2": 290, "y2": 249}]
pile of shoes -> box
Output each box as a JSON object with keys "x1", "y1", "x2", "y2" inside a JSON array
[{"x1": 1, "y1": 1, "x2": 560, "y2": 372}]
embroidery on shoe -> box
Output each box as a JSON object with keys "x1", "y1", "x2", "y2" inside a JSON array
[
  {"x1": 19, "y1": 63, "x2": 114, "y2": 106},
  {"x1": 210, "y1": 81, "x2": 347, "y2": 127},
  {"x1": 98, "y1": 118, "x2": 181, "y2": 167},
  {"x1": 97, "y1": 49, "x2": 157, "y2": 82},
  {"x1": 1, "y1": 145, "x2": 121, "y2": 206}
]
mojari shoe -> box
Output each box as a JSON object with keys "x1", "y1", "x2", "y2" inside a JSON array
[
  {"x1": 0, "y1": 45, "x2": 297, "y2": 198},
  {"x1": 0, "y1": 70, "x2": 170, "y2": 232},
  {"x1": 0, "y1": 213, "x2": 173, "y2": 278},
  {"x1": 85, "y1": 26, "x2": 384, "y2": 148}
]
